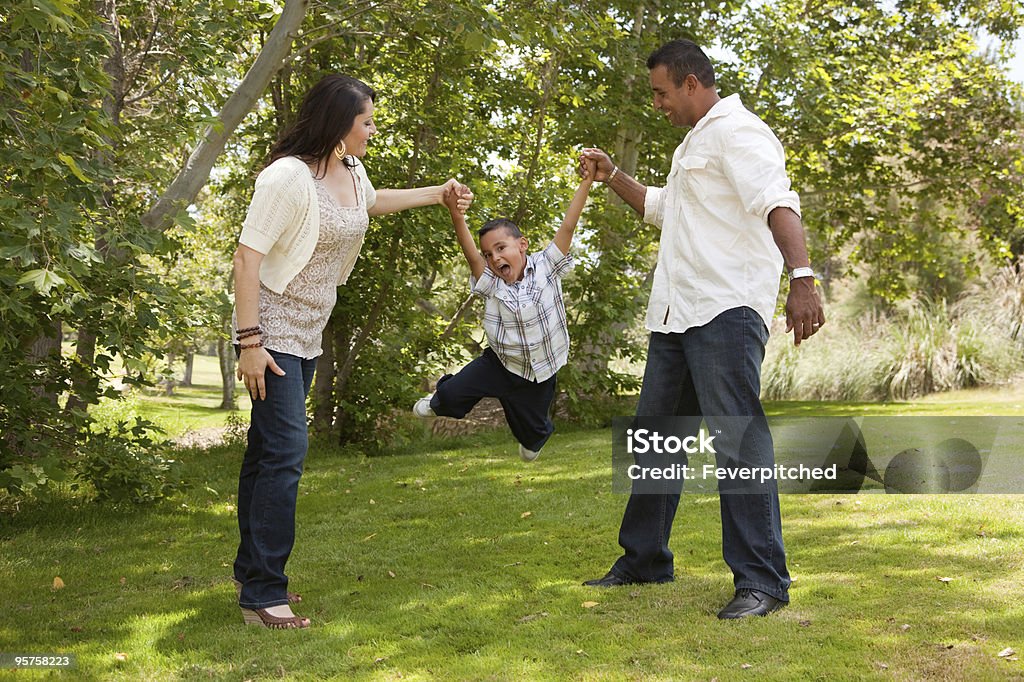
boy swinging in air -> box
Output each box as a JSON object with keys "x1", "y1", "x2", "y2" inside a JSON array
[{"x1": 414, "y1": 159, "x2": 597, "y2": 460}]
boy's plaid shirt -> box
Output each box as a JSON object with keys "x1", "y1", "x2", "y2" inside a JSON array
[{"x1": 470, "y1": 242, "x2": 574, "y2": 382}]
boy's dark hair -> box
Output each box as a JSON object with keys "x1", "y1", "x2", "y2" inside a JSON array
[
  {"x1": 646, "y1": 39, "x2": 716, "y2": 88},
  {"x1": 478, "y1": 218, "x2": 522, "y2": 240}
]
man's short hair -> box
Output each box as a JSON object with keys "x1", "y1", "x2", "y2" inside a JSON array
[
  {"x1": 478, "y1": 218, "x2": 522, "y2": 240},
  {"x1": 647, "y1": 39, "x2": 716, "y2": 88}
]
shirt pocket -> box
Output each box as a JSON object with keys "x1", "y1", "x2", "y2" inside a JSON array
[{"x1": 680, "y1": 155, "x2": 710, "y2": 202}]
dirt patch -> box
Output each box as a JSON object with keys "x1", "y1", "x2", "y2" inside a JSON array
[{"x1": 172, "y1": 426, "x2": 233, "y2": 449}]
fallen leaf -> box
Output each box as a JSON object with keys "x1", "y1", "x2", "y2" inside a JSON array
[
  {"x1": 362, "y1": 533, "x2": 377, "y2": 541},
  {"x1": 114, "y1": 653, "x2": 128, "y2": 662},
  {"x1": 421, "y1": 583, "x2": 436, "y2": 589},
  {"x1": 119, "y1": 576, "x2": 126, "y2": 586},
  {"x1": 374, "y1": 657, "x2": 387, "y2": 664},
  {"x1": 387, "y1": 570, "x2": 396, "y2": 578},
  {"x1": 521, "y1": 511, "x2": 532, "y2": 519},
  {"x1": 52, "y1": 576, "x2": 65, "y2": 590},
  {"x1": 740, "y1": 663, "x2": 752, "y2": 669},
  {"x1": 369, "y1": 499, "x2": 376, "y2": 505},
  {"x1": 936, "y1": 576, "x2": 953, "y2": 583},
  {"x1": 581, "y1": 601, "x2": 599, "y2": 608},
  {"x1": 70, "y1": 626, "x2": 83, "y2": 633},
  {"x1": 998, "y1": 648, "x2": 1016, "y2": 658},
  {"x1": 799, "y1": 620, "x2": 812, "y2": 627},
  {"x1": 900, "y1": 624, "x2": 911, "y2": 632}
]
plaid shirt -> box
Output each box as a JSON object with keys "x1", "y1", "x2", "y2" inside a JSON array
[{"x1": 470, "y1": 242, "x2": 574, "y2": 382}]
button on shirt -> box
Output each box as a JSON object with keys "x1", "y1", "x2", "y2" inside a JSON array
[
  {"x1": 471, "y1": 242, "x2": 573, "y2": 382},
  {"x1": 642, "y1": 94, "x2": 801, "y2": 333}
]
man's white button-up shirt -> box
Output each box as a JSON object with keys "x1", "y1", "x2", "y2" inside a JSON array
[{"x1": 642, "y1": 94, "x2": 801, "y2": 333}]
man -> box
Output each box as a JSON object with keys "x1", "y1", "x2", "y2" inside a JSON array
[{"x1": 580, "y1": 39, "x2": 824, "y2": 619}]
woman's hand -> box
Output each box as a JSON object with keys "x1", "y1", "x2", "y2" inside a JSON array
[
  {"x1": 440, "y1": 179, "x2": 473, "y2": 215},
  {"x1": 237, "y1": 347, "x2": 285, "y2": 401}
]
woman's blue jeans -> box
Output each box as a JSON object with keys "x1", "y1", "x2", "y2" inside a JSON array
[
  {"x1": 234, "y1": 349, "x2": 317, "y2": 609},
  {"x1": 610, "y1": 307, "x2": 791, "y2": 601}
]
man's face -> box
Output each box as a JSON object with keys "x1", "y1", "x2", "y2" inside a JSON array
[
  {"x1": 480, "y1": 228, "x2": 528, "y2": 284},
  {"x1": 649, "y1": 64, "x2": 693, "y2": 128}
]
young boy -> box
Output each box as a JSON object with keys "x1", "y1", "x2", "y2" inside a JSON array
[{"x1": 414, "y1": 161, "x2": 597, "y2": 461}]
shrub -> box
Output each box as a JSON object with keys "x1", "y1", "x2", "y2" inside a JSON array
[{"x1": 76, "y1": 421, "x2": 184, "y2": 505}]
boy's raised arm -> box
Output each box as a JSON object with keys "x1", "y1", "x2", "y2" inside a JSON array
[
  {"x1": 446, "y1": 187, "x2": 486, "y2": 280},
  {"x1": 553, "y1": 159, "x2": 596, "y2": 255}
]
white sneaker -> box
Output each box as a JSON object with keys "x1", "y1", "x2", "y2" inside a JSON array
[
  {"x1": 413, "y1": 395, "x2": 435, "y2": 418},
  {"x1": 519, "y1": 444, "x2": 541, "y2": 462}
]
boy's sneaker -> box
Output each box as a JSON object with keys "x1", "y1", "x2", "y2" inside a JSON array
[
  {"x1": 413, "y1": 395, "x2": 435, "y2": 418},
  {"x1": 519, "y1": 444, "x2": 541, "y2": 462}
]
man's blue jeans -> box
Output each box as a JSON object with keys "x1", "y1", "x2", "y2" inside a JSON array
[
  {"x1": 610, "y1": 307, "x2": 791, "y2": 601},
  {"x1": 234, "y1": 349, "x2": 316, "y2": 609}
]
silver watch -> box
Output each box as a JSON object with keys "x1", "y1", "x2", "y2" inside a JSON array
[{"x1": 788, "y1": 266, "x2": 816, "y2": 281}]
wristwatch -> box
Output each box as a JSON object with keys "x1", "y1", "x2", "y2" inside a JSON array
[{"x1": 788, "y1": 266, "x2": 816, "y2": 281}]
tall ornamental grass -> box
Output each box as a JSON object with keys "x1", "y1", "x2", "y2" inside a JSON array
[{"x1": 762, "y1": 264, "x2": 1024, "y2": 401}]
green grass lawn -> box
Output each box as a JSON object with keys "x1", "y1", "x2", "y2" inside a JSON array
[{"x1": 2, "y1": 381, "x2": 1023, "y2": 680}]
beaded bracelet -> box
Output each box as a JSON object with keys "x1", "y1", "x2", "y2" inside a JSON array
[
  {"x1": 235, "y1": 325, "x2": 261, "y2": 335},
  {"x1": 236, "y1": 328, "x2": 262, "y2": 340},
  {"x1": 239, "y1": 340, "x2": 264, "y2": 350}
]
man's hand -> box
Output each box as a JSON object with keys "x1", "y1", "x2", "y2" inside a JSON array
[
  {"x1": 578, "y1": 147, "x2": 615, "y2": 182},
  {"x1": 785, "y1": 277, "x2": 825, "y2": 346}
]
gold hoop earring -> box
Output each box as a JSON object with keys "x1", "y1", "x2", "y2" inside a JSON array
[{"x1": 334, "y1": 142, "x2": 347, "y2": 161}]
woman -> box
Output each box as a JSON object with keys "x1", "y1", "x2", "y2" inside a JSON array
[{"x1": 231, "y1": 74, "x2": 471, "y2": 629}]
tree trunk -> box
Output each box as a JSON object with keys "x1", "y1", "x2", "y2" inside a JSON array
[
  {"x1": 182, "y1": 348, "x2": 194, "y2": 386},
  {"x1": 312, "y1": 317, "x2": 336, "y2": 435},
  {"x1": 324, "y1": 45, "x2": 446, "y2": 441},
  {"x1": 218, "y1": 334, "x2": 237, "y2": 410},
  {"x1": 29, "y1": 318, "x2": 62, "y2": 406},
  {"x1": 141, "y1": 0, "x2": 310, "y2": 232},
  {"x1": 573, "y1": 2, "x2": 649, "y2": 383}
]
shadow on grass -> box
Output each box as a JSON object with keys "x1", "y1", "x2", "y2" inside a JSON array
[{"x1": 2, "y1": 432, "x2": 1022, "y2": 680}]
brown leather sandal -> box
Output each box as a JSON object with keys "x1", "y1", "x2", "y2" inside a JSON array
[
  {"x1": 232, "y1": 578, "x2": 302, "y2": 604},
  {"x1": 240, "y1": 607, "x2": 310, "y2": 629}
]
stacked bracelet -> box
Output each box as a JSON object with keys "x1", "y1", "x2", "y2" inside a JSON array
[
  {"x1": 239, "y1": 340, "x2": 264, "y2": 350},
  {"x1": 235, "y1": 325, "x2": 263, "y2": 341},
  {"x1": 606, "y1": 166, "x2": 620, "y2": 184}
]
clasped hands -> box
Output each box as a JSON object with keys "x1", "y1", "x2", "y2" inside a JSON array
[{"x1": 441, "y1": 179, "x2": 473, "y2": 214}]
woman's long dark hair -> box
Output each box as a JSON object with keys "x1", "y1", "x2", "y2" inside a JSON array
[{"x1": 268, "y1": 74, "x2": 376, "y2": 173}]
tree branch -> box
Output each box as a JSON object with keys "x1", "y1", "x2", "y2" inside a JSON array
[{"x1": 141, "y1": 0, "x2": 310, "y2": 232}]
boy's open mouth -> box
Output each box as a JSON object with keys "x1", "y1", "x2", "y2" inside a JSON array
[{"x1": 499, "y1": 264, "x2": 511, "y2": 277}]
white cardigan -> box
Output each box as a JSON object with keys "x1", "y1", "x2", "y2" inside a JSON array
[{"x1": 238, "y1": 156, "x2": 376, "y2": 294}]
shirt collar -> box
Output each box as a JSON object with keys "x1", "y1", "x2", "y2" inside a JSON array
[{"x1": 692, "y1": 93, "x2": 743, "y2": 133}]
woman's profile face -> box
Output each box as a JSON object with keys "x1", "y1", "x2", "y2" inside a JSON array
[{"x1": 341, "y1": 99, "x2": 377, "y2": 158}]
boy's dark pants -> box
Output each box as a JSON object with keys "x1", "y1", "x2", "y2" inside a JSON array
[{"x1": 430, "y1": 347, "x2": 556, "y2": 452}]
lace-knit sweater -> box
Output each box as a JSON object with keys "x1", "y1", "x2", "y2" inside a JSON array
[{"x1": 238, "y1": 156, "x2": 376, "y2": 293}]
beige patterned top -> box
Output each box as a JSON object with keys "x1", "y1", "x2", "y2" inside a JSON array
[{"x1": 255, "y1": 171, "x2": 369, "y2": 359}]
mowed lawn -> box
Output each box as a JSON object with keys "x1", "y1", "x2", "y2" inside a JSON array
[{"x1": 1, "y1": 375, "x2": 1023, "y2": 680}]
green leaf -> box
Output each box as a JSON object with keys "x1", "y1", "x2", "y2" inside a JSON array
[
  {"x1": 57, "y1": 153, "x2": 90, "y2": 183},
  {"x1": 17, "y1": 268, "x2": 65, "y2": 294}
]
